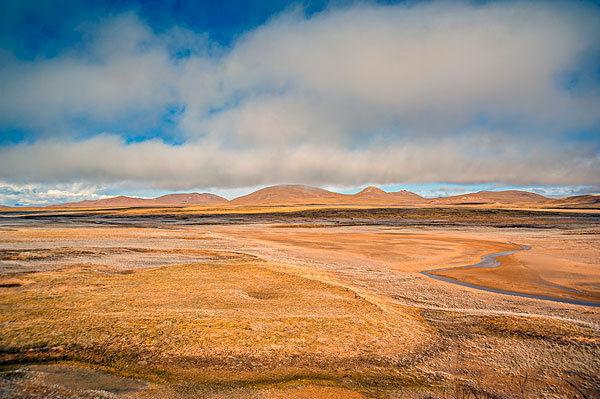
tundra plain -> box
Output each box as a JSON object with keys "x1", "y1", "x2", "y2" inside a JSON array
[{"x1": 0, "y1": 205, "x2": 599, "y2": 398}]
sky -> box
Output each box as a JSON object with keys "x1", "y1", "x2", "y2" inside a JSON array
[{"x1": 1, "y1": 0, "x2": 599, "y2": 205}]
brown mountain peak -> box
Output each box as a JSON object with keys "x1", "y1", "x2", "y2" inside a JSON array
[
  {"x1": 231, "y1": 184, "x2": 342, "y2": 205},
  {"x1": 357, "y1": 186, "x2": 386, "y2": 195}
]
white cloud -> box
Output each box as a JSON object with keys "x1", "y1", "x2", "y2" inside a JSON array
[
  {"x1": 0, "y1": 181, "x2": 108, "y2": 206},
  {"x1": 0, "y1": 133, "x2": 597, "y2": 190},
  {"x1": 201, "y1": 1, "x2": 600, "y2": 140},
  {"x1": 0, "y1": 13, "x2": 180, "y2": 131}
]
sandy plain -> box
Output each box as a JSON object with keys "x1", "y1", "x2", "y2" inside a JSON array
[{"x1": 0, "y1": 206, "x2": 598, "y2": 398}]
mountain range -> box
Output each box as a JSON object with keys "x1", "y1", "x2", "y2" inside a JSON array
[
  {"x1": 40, "y1": 184, "x2": 599, "y2": 209},
  {"x1": 57, "y1": 193, "x2": 228, "y2": 208}
]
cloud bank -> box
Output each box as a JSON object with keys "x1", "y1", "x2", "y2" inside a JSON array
[
  {"x1": 0, "y1": 133, "x2": 598, "y2": 190},
  {"x1": 1, "y1": 1, "x2": 599, "y2": 193}
]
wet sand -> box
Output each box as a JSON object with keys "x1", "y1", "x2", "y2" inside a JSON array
[{"x1": 423, "y1": 246, "x2": 600, "y2": 307}]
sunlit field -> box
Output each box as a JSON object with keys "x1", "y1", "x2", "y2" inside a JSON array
[
  {"x1": 2, "y1": 0, "x2": 600, "y2": 398},
  {"x1": 1, "y1": 206, "x2": 598, "y2": 398}
]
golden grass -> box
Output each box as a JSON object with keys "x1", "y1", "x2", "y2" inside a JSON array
[
  {"x1": 0, "y1": 251, "x2": 429, "y2": 388},
  {"x1": 1, "y1": 215, "x2": 599, "y2": 398}
]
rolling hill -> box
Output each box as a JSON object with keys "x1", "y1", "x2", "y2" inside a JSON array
[
  {"x1": 230, "y1": 184, "x2": 426, "y2": 206},
  {"x1": 8, "y1": 185, "x2": 596, "y2": 209},
  {"x1": 342, "y1": 186, "x2": 426, "y2": 205},
  {"x1": 59, "y1": 193, "x2": 228, "y2": 208},
  {"x1": 230, "y1": 185, "x2": 344, "y2": 206},
  {"x1": 430, "y1": 190, "x2": 550, "y2": 206},
  {"x1": 547, "y1": 194, "x2": 600, "y2": 209}
]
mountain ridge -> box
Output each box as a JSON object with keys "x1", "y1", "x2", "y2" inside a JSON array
[
  {"x1": 55, "y1": 192, "x2": 228, "y2": 208},
  {"x1": 430, "y1": 190, "x2": 550, "y2": 205},
  {"x1": 5, "y1": 185, "x2": 596, "y2": 209}
]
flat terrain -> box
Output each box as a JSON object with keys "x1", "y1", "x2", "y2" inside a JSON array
[{"x1": 0, "y1": 206, "x2": 599, "y2": 398}]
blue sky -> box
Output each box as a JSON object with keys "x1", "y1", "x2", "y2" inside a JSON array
[{"x1": 1, "y1": 0, "x2": 600, "y2": 205}]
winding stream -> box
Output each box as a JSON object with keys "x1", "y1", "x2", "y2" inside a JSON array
[{"x1": 421, "y1": 245, "x2": 600, "y2": 308}]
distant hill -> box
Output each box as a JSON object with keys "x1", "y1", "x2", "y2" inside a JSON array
[
  {"x1": 230, "y1": 184, "x2": 426, "y2": 206},
  {"x1": 230, "y1": 185, "x2": 344, "y2": 205},
  {"x1": 11, "y1": 185, "x2": 597, "y2": 209},
  {"x1": 348, "y1": 186, "x2": 393, "y2": 204},
  {"x1": 59, "y1": 193, "x2": 228, "y2": 208},
  {"x1": 548, "y1": 194, "x2": 600, "y2": 209},
  {"x1": 388, "y1": 189, "x2": 427, "y2": 203},
  {"x1": 151, "y1": 193, "x2": 229, "y2": 206},
  {"x1": 342, "y1": 186, "x2": 425, "y2": 205},
  {"x1": 430, "y1": 190, "x2": 550, "y2": 205}
]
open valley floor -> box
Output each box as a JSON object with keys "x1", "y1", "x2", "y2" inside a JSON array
[{"x1": 0, "y1": 206, "x2": 599, "y2": 398}]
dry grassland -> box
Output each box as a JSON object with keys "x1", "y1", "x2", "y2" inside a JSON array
[{"x1": 0, "y1": 207, "x2": 598, "y2": 398}]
